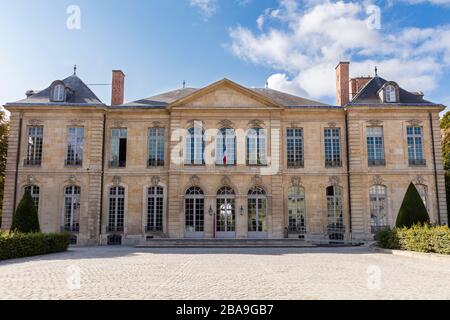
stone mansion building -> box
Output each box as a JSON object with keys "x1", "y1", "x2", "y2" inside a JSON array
[{"x1": 1, "y1": 62, "x2": 448, "y2": 245}]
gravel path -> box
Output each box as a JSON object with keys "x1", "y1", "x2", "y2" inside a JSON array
[{"x1": 0, "y1": 246, "x2": 449, "y2": 300}]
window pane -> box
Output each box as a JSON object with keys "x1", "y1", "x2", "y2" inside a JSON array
[
  {"x1": 287, "y1": 128, "x2": 304, "y2": 167},
  {"x1": 26, "y1": 126, "x2": 43, "y2": 165},
  {"x1": 324, "y1": 128, "x2": 341, "y2": 167},
  {"x1": 148, "y1": 128, "x2": 165, "y2": 166}
]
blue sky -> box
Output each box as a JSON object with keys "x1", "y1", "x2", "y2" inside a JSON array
[{"x1": 0, "y1": 0, "x2": 450, "y2": 112}]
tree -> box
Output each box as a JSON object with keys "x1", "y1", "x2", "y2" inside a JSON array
[
  {"x1": 396, "y1": 183, "x2": 430, "y2": 228},
  {"x1": 10, "y1": 191, "x2": 40, "y2": 233},
  {"x1": 0, "y1": 109, "x2": 9, "y2": 228},
  {"x1": 440, "y1": 111, "x2": 450, "y2": 224}
]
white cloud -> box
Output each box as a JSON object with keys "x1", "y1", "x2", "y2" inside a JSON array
[
  {"x1": 401, "y1": 0, "x2": 450, "y2": 5},
  {"x1": 190, "y1": 0, "x2": 217, "y2": 18},
  {"x1": 228, "y1": 0, "x2": 450, "y2": 101}
]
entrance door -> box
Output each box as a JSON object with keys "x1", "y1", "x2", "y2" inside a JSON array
[
  {"x1": 216, "y1": 187, "x2": 236, "y2": 238},
  {"x1": 185, "y1": 187, "x2": 205, "y2": 238},
  {"x1": 247, "y1": 187, "x2": 268, "y2": 238}
]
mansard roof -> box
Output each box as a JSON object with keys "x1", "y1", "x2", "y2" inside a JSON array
[
  {"x1": 116, "y1": 78, "x2": 331, "y2": 109},
  {"x1": 6, "y1": 74, "x2": 104, "y2": 107},
  {"x1": 348, "y1": 76, "x2": 437, "y2": 106}
]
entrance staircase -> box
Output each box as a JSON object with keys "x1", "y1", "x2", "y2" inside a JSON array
[{"x1": 137, "y1": 239, "x2": 321, "y2": 248}]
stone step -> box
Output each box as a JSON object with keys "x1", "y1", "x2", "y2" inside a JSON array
[{"x1": 137, "y1": 239, "x2": 316, "y2": 248}]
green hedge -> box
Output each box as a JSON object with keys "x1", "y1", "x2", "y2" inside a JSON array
[
  {"x1": 376, "y1": 224, "x2": 450, "y2": 255},
  {"x1": 0, "y1": 232, "x2": 70, "y2": 260}
]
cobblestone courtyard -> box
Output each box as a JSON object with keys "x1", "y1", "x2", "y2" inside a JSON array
[{"x1": 0, "y1": 246, "x2": 449, "y2": 300}]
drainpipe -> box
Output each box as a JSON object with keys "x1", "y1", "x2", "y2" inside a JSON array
[
  {"x1": 12, "y1": 112, "x2": 23, "y2": 221},
  {"x1": 429, "y1": 112, "x2": 441, "y2": 225},
  {"x1": 345, "y1": 110, "x2": 353, "y2": 239},
  {"x1": 98, "y1": 112, "x2": 106, "y2": 244}
]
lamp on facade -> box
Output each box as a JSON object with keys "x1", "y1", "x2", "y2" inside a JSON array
[
  {"x1": 240, "y1": 205, "x2": 244, "y2": 216},
  {"x1": 208, "y1": 205, "x2": 214, "y2": 216}
]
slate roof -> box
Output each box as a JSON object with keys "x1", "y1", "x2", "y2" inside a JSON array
[
  {"x1": 349, "y1": 76, "x2": 437, "y2": 106},
  {"x1": 6, "y1": 74, "x2": 104, "y2": 106},
  {"x1": 118, "y1": 87, "x2": 331, "y2": 109}
]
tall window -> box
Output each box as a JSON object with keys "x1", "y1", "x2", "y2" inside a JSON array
[
  {"x1": 53, "y1": 84, "x2": 65, "y2": 102},
  {"x1": 385, "y1": 85, "x2": 397, "y2": 103},
  {"x1": 324, "y1": 128, "x2": 341, "y2": 167},
  {"x1": 248, "y1": 187, "x2": 267, "y2": 233},
  {"x1": 370, "y1": 185, "x2": 388, "y2": 233},
  {"x1": 287, "y1": 128, "x2": 304, "y2": 167},
  {"x1": 25, "y1": 126, "x2": 43, "y2": 166},
  {"x1": 216, "y1": 187, "x2": 235, "y2": 233},
  {"x1": 247, "y1": 128, "x2": 266, "y2": 165},
  {"x1": 185, "y1": 127, "x2": 204, "y2": 165},
  {"x1": 415, "y1": 184, "x2": 429, "y2": 211},
  {"x1": 326, "y1": 186, "x2": 344, "y2": 240},
  {"x1": 24, "y1": 185, "x2": 40, "y2": 212},
  {"x1": 66, "y1": 127, "x2": 84, "y2": 166},
  {"x1": 407, "y1": 127, "x2": 425, "y2": 166},
  {"x1": 216, "y1": 128, "x2": 236, "y2": 166},
  {"x1": 148, "y1": 128, "x2": 165, "y2": 167},
  {"x1": 367, "y1": 127, "x2": 385, "y2": 166},
  {"x1": 110, "y1": 128, "x2": 127, "y2": 167},
  {"x1": 288, "y1": 186, "x2": 306, "y2": 237},
  {"x1": 108, "y1": 186, "x2": 125, "y2": 232},
  {"x1": 64, "y1": 186, "x2": 80, "y2": 232},
  {"x1": 185, "y1": 187, "x2": 204, "y2": 233},
  {"x1": 146, "y1": 186, "x2": 164, "y2": 232}
]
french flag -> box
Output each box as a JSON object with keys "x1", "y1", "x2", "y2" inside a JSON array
[{"x1": 223, "y1": 144, "x2": 227, "y2": 165}]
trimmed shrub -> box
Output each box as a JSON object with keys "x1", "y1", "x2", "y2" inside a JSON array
[
  {"x1": 396, "y1": 183, "x2": 430, "y2": 228},
  {"x1": 0, "y1": 231, "x2": 70, "y2": 260},
  {"x1": 376, "y1": 224, "x2": 450, "y2": 255},
  {"x1": 11, "y1": 191, "x2": 40, "y2": 233}
]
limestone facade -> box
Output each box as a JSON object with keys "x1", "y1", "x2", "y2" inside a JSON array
[{"x1": 1, "y1": 65, "x2": 447, "y2": 245}]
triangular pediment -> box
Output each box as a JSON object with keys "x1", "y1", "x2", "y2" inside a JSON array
[{"x1": 168, "y1": 79, "x2": 283, "y2": 109}]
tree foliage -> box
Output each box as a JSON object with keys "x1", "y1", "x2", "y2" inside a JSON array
[
  {"x1": 0, "y1": 110, "x2": 9, "y2": 228},
  {"x1": 396, "y1": 183, "x2": 430, "y2": 228},
  {"x1": 11, "y1": 191, "x2": 40, "y2": 233}
]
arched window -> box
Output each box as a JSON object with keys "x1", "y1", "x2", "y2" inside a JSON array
[
  {"x1": 369, "y1": 185, "x2": 388, "y2": 233},
  {"x1": 288, "y1": 186, "x2": 306, "y2": 237},
  {"x1": 185, "y1": 127, "x2": 205, "y2": 165},
  {"x1": 216, "y1": 187, "x2": 235, "y2": 234},
  {"x1": 108, "y1": 186, "x2": 125, "y2": 232},
  {"x1": 146, "y1": 186, "x2": 164, "y2": 232},
  {"x1": 24, "y1": 185, "x2": 40, "y2": 212},
  {"x1": 185, "y1": 187, "x2": 204, "y2": 233},
  {"x1": 52, "y1": 84, "x2": 65, "y2": 102},
  {"x1": 247, "y1": 128, "x2": 266, "y2": 165},
  {"x1": 415, "y1": 184, "x2": 429, "y2": 211},
  {"x1": 385, "y1": 85, "x2": 397, "y2": 103},
  {"x1": 248, "y1": 187, "x2": 267, "y2": 235},
  {"x1": 216, "y1": 128, "x2": 236, "y2": 166},
  {"x1": 326, "y1": 186, "x2": 344, "y2": 240},
  {"x1": 64, "y1": 186, "x2": 80, "y2": 232}
]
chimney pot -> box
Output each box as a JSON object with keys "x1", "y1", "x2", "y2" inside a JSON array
[
  {"x1": 335, "y1": 61, "x2": 350, "y2": 106},
  {"x1": 111, "y1": 70, "x2": 125, "y2": 105}
]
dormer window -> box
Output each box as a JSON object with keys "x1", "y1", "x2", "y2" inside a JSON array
[
  {"x1": 384, "y1": 85, "x2": 397, "y2": 103},
  {"x1": 52, "y1": 84, "x2": 66, "y2": 102}
]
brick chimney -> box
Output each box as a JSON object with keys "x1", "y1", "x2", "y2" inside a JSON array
[
  {"x1": 350, "y1": 76, "x2": 372, "y2": 99},
  {"x1": 111, "y1": 70, "x2": 125, "y2": 105},
  {"x1": 335, "y1": 61, "x2": 350, "y2": 106}
]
